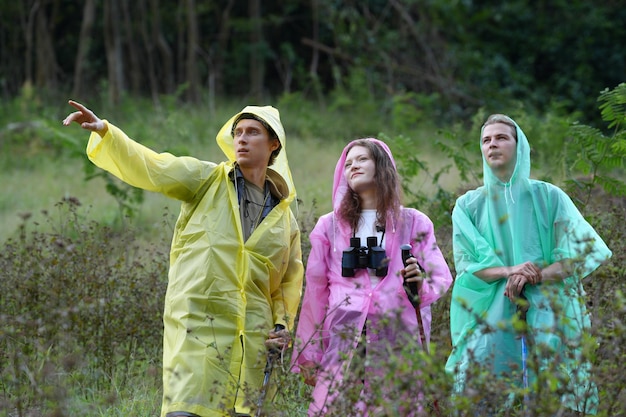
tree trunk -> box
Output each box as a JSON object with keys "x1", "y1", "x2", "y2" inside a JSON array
[
  {"x1": 213, "y1": 0, "x2": 235, "y2": 98},
  {"x1": 137, "y1": 0, "x2": 158, "y2": 105},
  {"x1": 72, "y1": 0, "x2": 96, "y2": 98},
  {"x1": 249, "y1": 0, "x2": 264, "y2": 102},
  {"x1": 176, "y1": 2, "x2": 185, "y2": 87},
  {"x1": 309, "y1": 0, "x2": 320, "y2": 78},
  {"x1": 121, "y1": 1, "x2": 142, "y2": 95},
  {"x1": 103, "y1": 0, "x2": 124, "y2": 104},
  {"x1": 22, "y1": 1, "x2": 40, "y2": 87},
  {"x1": 308, "y1": 0, "x2": 324, "y2": 106},
  {"x1": 152, "y1": 0, "x2": 174, "y2": 95},
  {"x1": 185, "y1": 0, "x2": 200, "y2": 103},
  {"x1": 388, "y1": 0, "x2": 449, "y2": 94},
  {"x1": 35, "y1": 0, "x2": 59, "y2": 90}
]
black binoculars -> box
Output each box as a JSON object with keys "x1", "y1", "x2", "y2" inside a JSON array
[{"x1": 341, "y1": 236, "x2": 388, "y2": 277}]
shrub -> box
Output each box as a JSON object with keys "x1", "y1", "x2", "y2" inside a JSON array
[{"x1": 0, "y1": 198, "x2": 168, "y2": 415}]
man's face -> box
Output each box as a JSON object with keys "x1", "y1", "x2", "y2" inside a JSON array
[
  {"x1": 344, "y1": 145, "x2": 377, "y2": 194},
  {"x1": 233, "y1": 119, "x2": 279, "y2": 169},
  {"x1": 481, "y1": 122, "x2": 517, "y2": 181}
]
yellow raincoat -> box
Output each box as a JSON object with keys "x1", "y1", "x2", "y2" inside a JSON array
[{"x1": 86, "y1": 106, "x2": 303, "y2": 417}]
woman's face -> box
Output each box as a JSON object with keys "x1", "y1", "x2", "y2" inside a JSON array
[{"x1": 344, "y1": 145, "x2": 376, "y2": 194}]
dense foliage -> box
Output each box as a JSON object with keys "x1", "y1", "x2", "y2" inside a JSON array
[{"x1": 1, "y1": 1, "x2": 624, "y2": 125}]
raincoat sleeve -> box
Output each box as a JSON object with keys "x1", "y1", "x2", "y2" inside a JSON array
[
  {"x1": 86, "y1": 121, "x2": 215, "y2": 201},
  {"x1": 547, "y1": 185, "x2": 611, "y2": 277},
  {"x1": 411, "y1": 211, "x2": 453, "y2": 308},
  {"x1": 273, "y1": 211, "x2": 304, "y2": 330},
  {"x1": 449, "y1": 195, "x2": 503, "y2": 347},
  {"x1": 292, "y1": 217, "x2": 331, "y2": 369}
]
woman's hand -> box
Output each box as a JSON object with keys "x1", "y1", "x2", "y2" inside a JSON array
[
  {"x1": 401, "y1": 256, "x2": 423, "y2": 284},
  {"x1": 298, "y1": 360, "x2": 318, "y2": 386}
]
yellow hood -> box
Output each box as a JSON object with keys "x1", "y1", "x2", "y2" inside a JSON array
[{"x1": 216, "y1": 105, "x2": 296, "y2": 202}]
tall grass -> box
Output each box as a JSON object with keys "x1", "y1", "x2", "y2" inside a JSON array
[
  {"x1": 0, "y1": 95, "x2": 439, "y2": 242},
  {"x1": 1, "y1": 94, "x2": 624, "y2": 416}
]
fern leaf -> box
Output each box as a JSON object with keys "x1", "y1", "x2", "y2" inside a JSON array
[{"x1": 598, "y1": 83, "x2": 626, "y2": 129}]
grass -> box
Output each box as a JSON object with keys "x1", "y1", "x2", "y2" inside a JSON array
[
  {"x1": 0, "y1": 98, "x2": 451, "y2": 417},
  {"x1": 1, "y1": 95, "x2": 625, "y2": 416},
  {"x1": 0, "y1": 106, "x2": 445, "y2": 243},
  {"x1": 64, "y1": 362, "x2": 162, "y2": 416}
]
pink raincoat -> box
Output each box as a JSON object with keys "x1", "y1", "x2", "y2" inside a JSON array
[{"x1": 292, "y1": 139, "x2": 452, "y2": 416}]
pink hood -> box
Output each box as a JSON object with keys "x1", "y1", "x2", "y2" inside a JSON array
[{"x1": 332, "y1": 138, "x2": 399, "y2": 213}]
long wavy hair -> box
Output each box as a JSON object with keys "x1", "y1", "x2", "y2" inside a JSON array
[{"x1": 338, "y1": 139, "x2": 402, "y2": 232}]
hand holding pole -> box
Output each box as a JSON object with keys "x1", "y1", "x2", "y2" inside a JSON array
[
  {"x1": 401, "y1": 244, "x2": 426, "y2": 348},
  {"x1": 257, "y1": 325, "x2": 284, "y2": 417},
  {"x1": 401, "y1": 244, "x2": 423, "y2": 308}
]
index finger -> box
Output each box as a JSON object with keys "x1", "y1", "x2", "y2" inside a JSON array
[{"x1": 68, "y1": 99, "x2": 88, "y2": 113}]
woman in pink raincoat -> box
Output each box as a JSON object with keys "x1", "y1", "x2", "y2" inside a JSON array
[{"x1": 292, "y1": 138, "x2": 453, "y2": 416}]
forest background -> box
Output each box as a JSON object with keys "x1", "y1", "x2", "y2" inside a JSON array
[{"x1": 1, "y1": 1, "x2": 625, "y2": 416}]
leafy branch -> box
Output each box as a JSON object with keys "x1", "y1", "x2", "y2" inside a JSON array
[{"x1": 566, "y1": 83, "x2": 626, "y2": 208}]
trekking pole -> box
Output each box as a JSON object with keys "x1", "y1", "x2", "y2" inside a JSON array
[
  {"x1": 521, "y1": 333, "x2": 529, "y2": 402},
  {"x1": 518, "y1": 292, "x2": 530, "y2": 417},
  {"x1": 401, "y1": 244, "x2": 426, "y2": 347},
  {"x1": 255, "y1": 325, "x2": 283, "y2": 417},
  {"x1": 401, "y1": 244, "x2": 441, "y2": 416}
]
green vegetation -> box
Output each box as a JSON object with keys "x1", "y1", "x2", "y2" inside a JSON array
[{"x1": 1, "y1": 83, "x2": 625, "y2": 416}]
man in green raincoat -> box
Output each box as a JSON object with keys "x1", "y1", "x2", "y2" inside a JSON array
[
  {"x1": 445, "y1": 114, "x2": 611, "y2": 415},
  {"x1": 63, "y1": 100, "x2": 304, "y2": 417}
]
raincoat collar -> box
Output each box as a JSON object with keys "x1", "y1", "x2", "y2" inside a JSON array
[
  {"x1": 229, "y1": 163, "x2": 288, "y2": 201},
  {"x1": 216, "y1": 105, "x2": 296, "y2": 203}
]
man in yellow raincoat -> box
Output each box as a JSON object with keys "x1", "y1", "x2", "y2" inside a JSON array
[{"x1": 63, "y1": 100, "x2": 304, "y2": 417}]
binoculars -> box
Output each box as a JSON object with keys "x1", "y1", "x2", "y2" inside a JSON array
[{"x1": 341, "y1": 236, "x2": 388, "y2": 277}]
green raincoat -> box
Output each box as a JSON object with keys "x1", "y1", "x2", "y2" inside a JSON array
[
  {"x1": 445, "y1": 118, "x2": 611, "y2": 413},
  {"x1": 86, "y1": 106, "x2": 303, "y2": 417}
]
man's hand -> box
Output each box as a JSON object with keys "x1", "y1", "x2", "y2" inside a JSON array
[
  {"x1": 504, "y1": 262, "x2": 541, "y2": 302},
  {"x1": 507, "y1": 261, "x2": 542, "y2": 284},
  {"x1": 265, "y1": 325, "x2": 291, "y2": 351},
  {"x1": 62, "y1": 100, "x2": 107, "y2": 134},
  {"x1": 505, "y1": 273, "x2": 529, "y2": 301}
]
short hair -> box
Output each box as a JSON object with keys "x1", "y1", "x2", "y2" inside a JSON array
[
  {"x1": 231, "y1": 113, "x2": 282, "y2": 166},
  {"x1": 483, "y1": 114, "x2": 517, "y2": 142}
]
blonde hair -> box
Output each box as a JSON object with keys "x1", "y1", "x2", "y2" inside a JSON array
[{"x1": 483, "y1": 114, "x2": 517, "y2": 141}]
